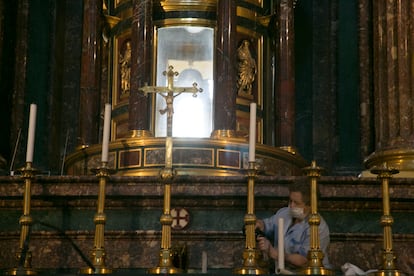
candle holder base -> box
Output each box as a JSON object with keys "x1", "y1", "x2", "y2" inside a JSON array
[
  {"x1": 233, "y1": 249, "x2": 268, "y2": 275},
  {"x1": 6, "y1": 268, "x2": 37, "y2": 275},
  {"x1": 367, "y1": 269, "x2": 407, "y2": 276},
  {"x1": 79, "y1": 267, "x2": 113, "y2": 275},
  {"x1": 299, "y1": 266, "x2": 336, "y2": 275},
  {"x1": 233, "y1": 267, "x2": 268, "y2": 275},
  {"x1": 148, "y1": 249, "x2": 183, "y2": 274},
  {"x1": 147, "y1": 266, "x2": 183, "y2": 274}
]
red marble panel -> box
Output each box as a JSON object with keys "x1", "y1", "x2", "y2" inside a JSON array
[
  {"x1": 119, "y1": 149, "x2": 141, "y2": 169},
  {"x1": 217, "y1": 149, "x2": 241, "y2": 169}
]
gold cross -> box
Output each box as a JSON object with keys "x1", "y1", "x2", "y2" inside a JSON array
[{"x1": 139, "y1": 65, "x2": 203, "y2": 137}]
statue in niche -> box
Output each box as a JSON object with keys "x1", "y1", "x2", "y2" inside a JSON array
[
  {"x1": 119, "y1": 40, "x2": 131, "y2": 95},
  {"x1": 237, "y1": 40, "x2": 257, "y2": 98}
]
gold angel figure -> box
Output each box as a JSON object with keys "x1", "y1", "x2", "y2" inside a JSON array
[
  {"x1": 237, "y1": 40, "x2": 257, "y2": 97},
  {"x1": 119, "y1": 40, "x2": 131, "y2": 95}
]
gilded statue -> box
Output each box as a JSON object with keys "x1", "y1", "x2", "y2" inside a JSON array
[
  {"x1": 119, "y1": 40, "x2": 131, "y2": 95},
  {"x1": 237, "y1": 40, "x2": 257, "y2": 98}
]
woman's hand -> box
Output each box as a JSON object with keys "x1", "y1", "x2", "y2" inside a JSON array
[
  {"x1": 256, "y1": 236, "x2": 270, "y2": 251},
  {"x1": 257, "y1": 236, "x2": 279, "y2": 260},
  {"x1": 255, "y1": 219, "x2": 265, "y2": 232}
]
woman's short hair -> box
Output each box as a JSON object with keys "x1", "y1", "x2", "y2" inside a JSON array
[{"x1": 288, "y1": 176, "x2": 321, "y2": 205}]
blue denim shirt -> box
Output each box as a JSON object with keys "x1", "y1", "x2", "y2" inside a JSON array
[{"x1": 262, "y1": 207, "x2": 332, "y2": 269}]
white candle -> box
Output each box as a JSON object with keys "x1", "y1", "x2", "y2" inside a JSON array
[
  {"x1": 201, "y1": 251, "x2": 207, "y2": 273},
  {"x1": 278, "y1": 217, "x2": 285, "y2": 270},
  {"x1": 101, "y1": 103, "x2": 111, "y2": 162},
  {"x1": 248, "y1": 102, "x2": 257, "y2": 162},
  {"x1": 26, "y1": 104, "x2": 37, "y2": 163}
]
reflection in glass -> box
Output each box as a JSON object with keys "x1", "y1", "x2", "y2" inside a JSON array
[{"x1": 155, "y1": 26, "x2": 214, "y2": 138}]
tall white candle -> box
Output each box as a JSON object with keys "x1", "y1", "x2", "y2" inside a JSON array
[
  {"x1": 26, "y1": 104, "x2": 37, "y2": 163},
  {"x1": 278, "y1": 217, "x2": 285, "y2": 270},
  {"x1": 101, "y1": 103, "x2": 111, "y2": 162},
  {"x1": 201, "y1": 251, "x2": 207, "y2": 273},
  {"x1": 248, "y1": 102, "x2": 257, "y2": 162}
]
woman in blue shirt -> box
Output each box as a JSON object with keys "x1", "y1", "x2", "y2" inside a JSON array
[{"x1": 256, "y1": 178, "x2": 332, "y2": 271}]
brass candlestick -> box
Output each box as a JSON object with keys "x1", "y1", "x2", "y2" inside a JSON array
[
  {"x1": 233, "y1": 161, "x2": 268, "y2": 275},
  {"x1": 368, "y1": 163, "x2": 407, "y2": 276},
  {"x1": 141, "y1": 66, "x2": 201, "y2": 274},
  {"x1": 7, "y1": 162, "x2": 38, "y2": 276},
  {"x1": 148, "y1": 137, "x2": 182, "y2": 274},
  {"x1": 79, "y1": 162, "x2": 115, "y2": 274},
  {"x1": 300, "y1": 161, "x2": 334, "y2": 276}
]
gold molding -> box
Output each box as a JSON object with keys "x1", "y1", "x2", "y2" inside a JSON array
[
  {"x1": 153, "y1": 18, "x2": 216, "y2": 28},
  {"x1": 257, "y1": 15, "x2": 272, "y2": 28},
  {"x1": 237, "y1": 26, "x2": 262, "y2": 39},
  {"x1": 243, "y1": 0, "x2": 263, "y2": 8},
  {"x1": 210, "y1": 130, "x2": 239, "y2": 140},
  {"x1": 130, "y1": 130, "x2": 154, "y2": 138},
  {"x1": 105, "y1": 15, "x2": 121, "y2": 29},
  {"x1": 159, "y1": 0, "x2": 216, "y2": 12},
  {"x1": 237, "y1": 6, "x2": 258, "y2": 22},
  {"x1": 279, "y1": 146, "x2": 298, "y2": 155}
]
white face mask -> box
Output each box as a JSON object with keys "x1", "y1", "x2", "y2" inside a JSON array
[{"x1": 289, "y1": 207, "x2": 306, "y2": 220}]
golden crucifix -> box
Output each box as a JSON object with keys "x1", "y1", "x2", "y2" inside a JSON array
[
  {"x1": 140, "y1": 65, "x2": 203, "y2": 137},
  {"x1": 140, "y1": 65, "x2": 202, "y2": 274}
]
